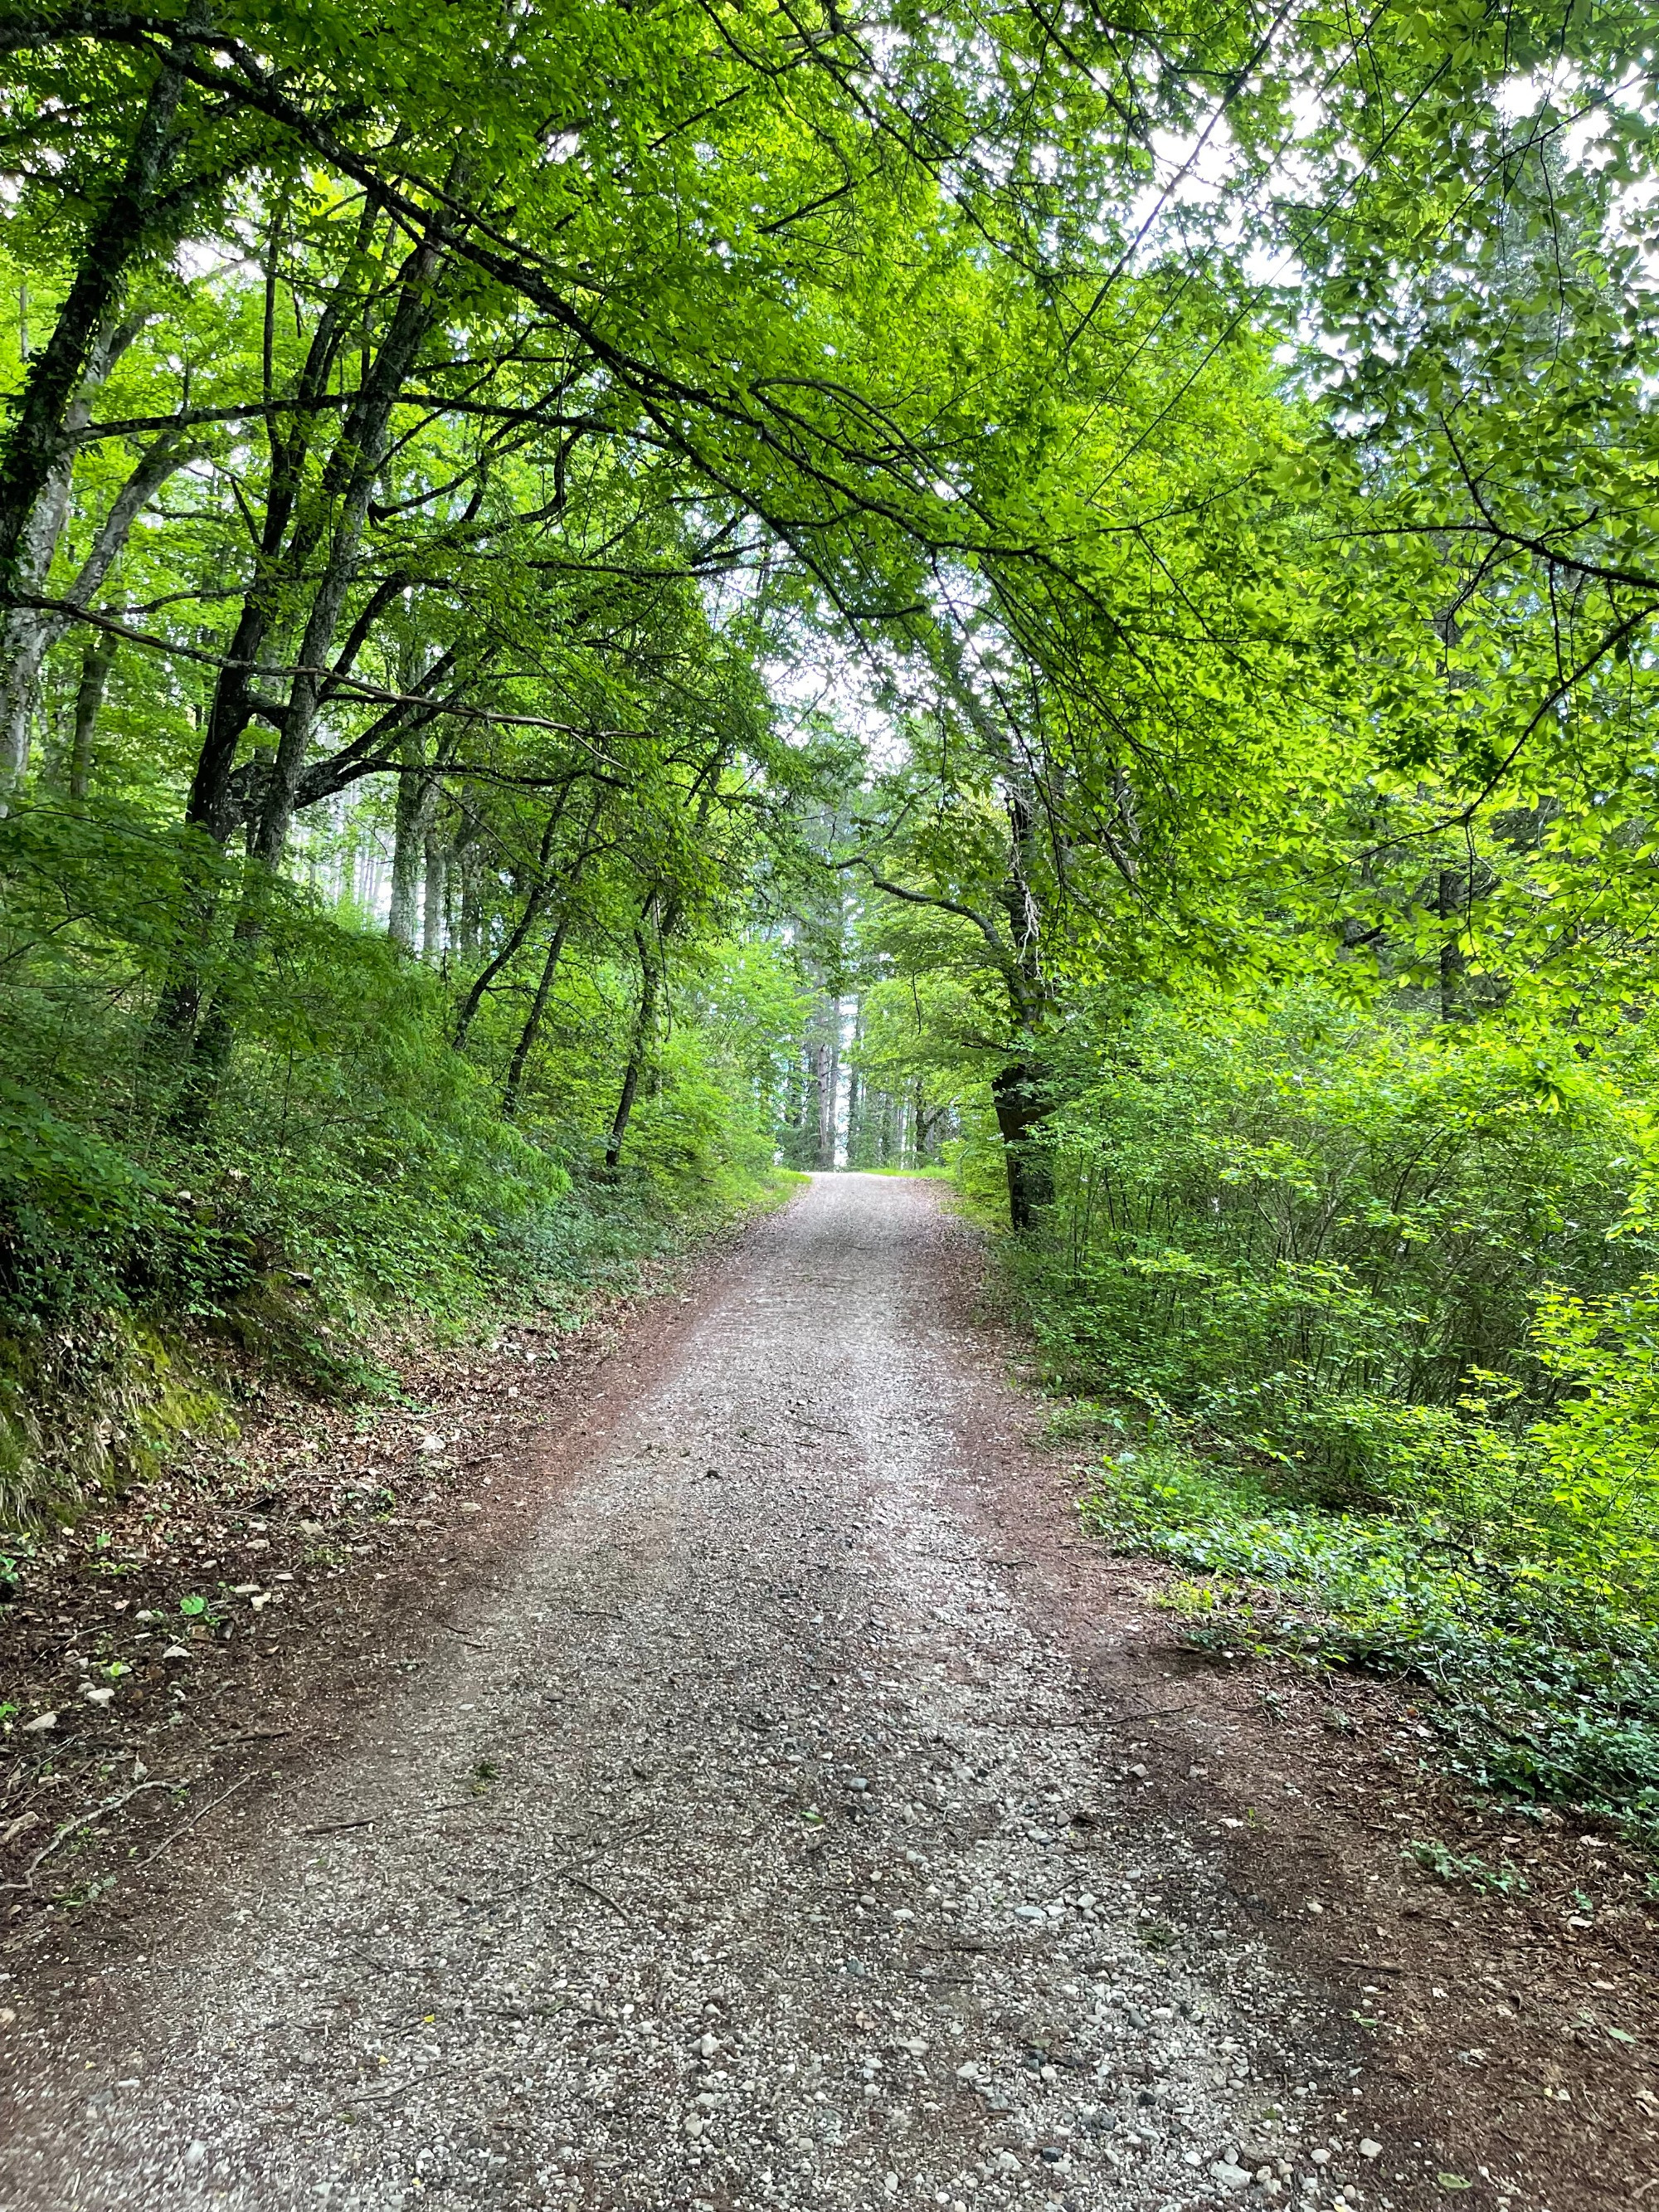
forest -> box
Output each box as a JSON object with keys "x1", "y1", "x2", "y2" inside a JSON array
[{"x1": 4, "y1": 0, "x2": 1659, "y2": 1840}]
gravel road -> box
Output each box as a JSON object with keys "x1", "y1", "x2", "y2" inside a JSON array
[{"x1": 0, "y1": 1174, "x2": 1353, "y2": 2212}]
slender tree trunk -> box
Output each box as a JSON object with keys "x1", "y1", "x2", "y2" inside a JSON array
[
  {"x1": 250, "y1": 232, "x2": 448, "y2": 870},
  {"x1": 155, "y1": 228, "x2": 374, "y2": 1066},
  {"x1": 182, "y1": 270, "x2": 364, "y2": 845},
  {"x1": 844, "y1": 1050, "x2": 863, "y2": 1169},
  {"x1": 0, "y1": 323, "x2": 153, "y2": 800},
  {"x1": 68, "y1": 629, "x2": 117, "y2": 803},
  {"x1": 799, "y1": 1042, "x2": 820, "y2": 1169},
  {"x1": 502, "y1": 909, "x2": 575, "y2": 1121},
  {"x1": 605, "y1": 928, "x2": 661, "y2": 1171},
  {"x1": 0, "y1": 9, "x2": 202, "y2": 596},
  {"x1": 388, "y1": 774, "x2": 426, "y2": 950},
  {"x1": 455, "y1": 839, "x2": 483, "y2": 962},
  {"x1": 422, "y1": 829, "x2": 448, "y2": 962},
  {"x1": 389, "y1": 738, "x2": 442, "y2": 951},
  {"x1": 805, "y1": 1037, "x2": 830, "y2": 1168},
  {"x1": 453, "y1": 878, "x2": 543, "y2": 1045},
  {"x1": 452, "y1": 796, "x2": 570, "y2": 1046},
  {"x1": 820, "y1": 998, "x2": 840, "y2": 1168}
]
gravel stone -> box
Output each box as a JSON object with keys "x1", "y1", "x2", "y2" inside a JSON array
[{"x1": 0, "y1": 1177, "x2": 1330, "y2": 2209}]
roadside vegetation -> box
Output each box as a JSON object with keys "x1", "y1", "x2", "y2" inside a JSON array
[
  {"x1": 1010, "y1": 999, "x2": 1659, "y2": 1839},
  {"x1": 802, "y1": 972, "x2": 1659, "y2": 1837}
]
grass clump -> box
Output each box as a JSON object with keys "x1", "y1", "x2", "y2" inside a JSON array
[{"x1": 1407, "y1": 1838, "x2": 1531, "y2": 1894}]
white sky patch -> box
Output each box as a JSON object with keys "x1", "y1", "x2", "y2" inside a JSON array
[{"x1": 764, "y1": 643, "x2": 902, "y2": 766}]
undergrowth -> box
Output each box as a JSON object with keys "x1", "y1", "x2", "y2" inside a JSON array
[
  {"x1": 1074, "y1": 1420, "x2": 1659, "y2": 1841},
  {"x1": 0, "y1": 815, "x2": 800, "y2": 1533},
  {"x1": 1001, "y1": 987, "x2": 1659, "y2": 1845}
]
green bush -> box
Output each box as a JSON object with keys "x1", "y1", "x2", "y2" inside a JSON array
[
  {"x1": 1011, "y1": 986, "x2": 1659, "y2": 1836},
  {"x1": 1024, "y1": 987, "x2": 1657, "y2": 1495},
  {"x1": 0, "y1": 802, "x2": 791, "y2": 1530}
]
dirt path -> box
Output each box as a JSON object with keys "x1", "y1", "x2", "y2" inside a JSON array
[{"x1": 0, "y1": 1176, "x2": 1629, "y2": 2210}]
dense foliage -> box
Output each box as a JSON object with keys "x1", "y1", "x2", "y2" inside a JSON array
[{"x1": 7, "y1": 0, "x2": 1659, "y2": 1833}]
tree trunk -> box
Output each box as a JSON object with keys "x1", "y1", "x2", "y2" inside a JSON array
[
  {"x1": 155, "y1": 231, "x2": 376, "y2": 1065},
  {"x1": 0, "y1": 11, "x2": 202, "y2": 599},
  {"x1": 799, "y1": 1041, "x2": 822, "y2": 1169},
  {"x1": 502, "y1": 909, "x2": 575, "y2": 1122},
  {"x1": 182, "y1": 280, "x2": 362, "y2": 845},
  {"x1": 422, "y1": 829, "x2": 448, "y2": 962},
  {"x1": 250, "y1": 254, "x2": 445, "y2": 870},
  {"x1": 0, "y1": 321, "x2": 151, "y2": 801},
  {"x1": 68, "y1": 629, "x2": 117, "y2": 803},
  {"x1": 991, "y1": 1062, "x2": 1052, "y2": 1230},
  {"x1": 452, "y1": 797, "x2": 569, "y2": 1046},
  {"x1": 455, "y1": 837, "x2": 482, "y2": 962},
  {"x1": 185, "y1": 203, "x2": 427, "y2": 858},
  {"x1": 913, "y1": 1081, "x2": 934, "y2": 1162},
  {"x1": 605, "y1": 929, "x2": 661, "y2": 1171},
  {"x1": 389, "y1": 738, "x2": 441, "y2": 950},
  {"x1": 815, "y1": 1001, "x2": 840, "y2": 1169},
  {"x1": 0, "y1": 600, "x2": 51, "y2": 797}
]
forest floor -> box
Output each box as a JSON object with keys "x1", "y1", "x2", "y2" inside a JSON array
[{"x1": 0, "y1": 1174, "x2": 1653, "y2": 2212}]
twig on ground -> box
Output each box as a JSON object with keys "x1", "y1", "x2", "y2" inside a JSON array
[
  {"x1": 336, "y1": 2078, "x2": 413, "y2": 2110},
  {"x1": 129, "y1": 1772, "x2": 255, "y2": 1874},
  {"x1": 0, "y1": 1778, "x2": 187, "y2": 1893},
  {"x1": 552, "y1": 1866, "x2": 631, "y2": 1923}
]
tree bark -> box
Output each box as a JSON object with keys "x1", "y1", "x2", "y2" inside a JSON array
[
  {"x1": 182, "y1": 206, "x2": 381, "y2": 845},
  {"x1": 0, "y1": 9, "x2": 202, "y2": 598},
  {"x1": 452, "y1": 797, "x2": 569, "y2": 1046},
  {"x1": 844, "y1": 1021, "x2": 864, "y2": 1168},
  {"x1": 502, "y1": 909, "x2": 575, "y2": 1122},
  {"x1": 991, "y1": 1062, "x2": 1052, "y2": 1230},
  {"x1": 422, "y1": 827, "x2": 448, "y2": 962},
  {"x1": 798, "y1": 1041, "x2": 821, "y2": 1169},
  {"x1": 819, "y1": 999, "x2": 840, "y2": 1168},
  {"x1": 68, "y1": 629, "x2": 117, "y2": 802},
  {"x1": 605, "y1": 926, "x2": 661, "y2": 1171},
  {"x1": 0, "y1": 319, "x2": 154, "y2": 799},
  {"x1": 249, "y1": 229, "x2": 447, "y2": 869},
  {"x1": 389, "y1": 734, "x2": 441, "y2": 950}
]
